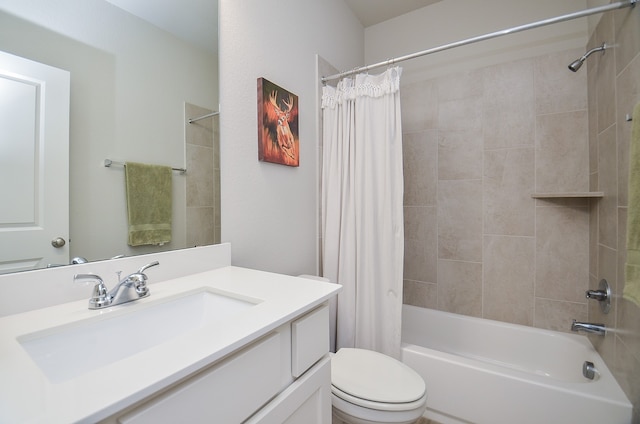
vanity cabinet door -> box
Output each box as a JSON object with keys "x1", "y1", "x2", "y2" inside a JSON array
[
  {"x1": 245, "y1": 356, "x2": 331, "y2": 424},
  {"x1": 291, "y1": 305, "x2": 329, "y2": 377},
  {"x1": 116, "y1": 329, "x2": 291, "y2": 424}
]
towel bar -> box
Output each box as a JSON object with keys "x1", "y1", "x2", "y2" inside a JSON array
[{"x1": 104, "y1": 159, "x2": 186, "y2": 174}]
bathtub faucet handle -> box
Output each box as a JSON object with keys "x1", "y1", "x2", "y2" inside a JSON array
[
  {"x1": 585, "y1": 289, "x2": 607, "y2": 301},
  {"x1": 585, "y1": 279, "x2": 611, "y2": 314}
]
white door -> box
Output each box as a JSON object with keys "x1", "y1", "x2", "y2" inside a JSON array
[{"x1": 0, "y1": 51, "x2": 70, "y2": 274}]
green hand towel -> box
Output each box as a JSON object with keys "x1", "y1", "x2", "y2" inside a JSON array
[
  {"x1": 624, "y1": 102, "x2": 640, "y2": 306},
  {"x1": 125, "y1": 162, "x2": 172, "y2": 246}
]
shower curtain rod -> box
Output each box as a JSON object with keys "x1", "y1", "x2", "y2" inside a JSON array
[
  {"x1": 321, "y1": 0, "x2": 637, "y2": 83},
  {"x1": 188, "y1": 111, "x2": 219, "y2": 124}
]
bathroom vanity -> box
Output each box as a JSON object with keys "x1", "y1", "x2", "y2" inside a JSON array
[{"x1": 0, "y1": 246, "x2": 340, "y2": 423}]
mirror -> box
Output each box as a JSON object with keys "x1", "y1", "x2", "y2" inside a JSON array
[{"x1": 0, "y1": 0, "x2": 219, "y2": 274}]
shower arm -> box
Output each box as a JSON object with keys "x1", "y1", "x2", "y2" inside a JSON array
[{"x1": 580, "y1": 44, "x2": 607, "y2": 61}]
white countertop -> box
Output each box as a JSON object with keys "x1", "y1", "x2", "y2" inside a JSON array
[{"x1": 0, "y1": 266, "x2": 340, "y2": 423}]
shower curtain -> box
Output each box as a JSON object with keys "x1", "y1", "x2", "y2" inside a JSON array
[{"x1": 321, "y1": 67, "x2": 404, "y2": 359}]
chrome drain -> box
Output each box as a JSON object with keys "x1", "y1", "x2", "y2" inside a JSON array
[{"x1": 583, "y1": 361, "x2": 596, "y2": 380}]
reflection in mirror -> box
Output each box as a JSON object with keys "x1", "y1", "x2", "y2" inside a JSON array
[{"x1": 0, "y1": 0, "x2": 219, "y2": 274}]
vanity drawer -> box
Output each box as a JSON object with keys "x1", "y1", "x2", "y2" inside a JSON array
[
  {"x1": 291, "y1": 304, "x2": 329, "y2": 378},
  {"x1": 118, "y1": 329, "x2": 289, "y2": 424}
]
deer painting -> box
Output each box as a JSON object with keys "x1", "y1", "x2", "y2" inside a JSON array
[{"x1": 258, "y1": 78, "x2": 299, "y2": 166}]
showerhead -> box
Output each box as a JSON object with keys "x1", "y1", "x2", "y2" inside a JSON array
[
  {"x1": 568, "y1": 43, "x2": 607, "y2": 72},
  {"x1": 568, "y1": 58, "x2": 584, "y2": 72}
]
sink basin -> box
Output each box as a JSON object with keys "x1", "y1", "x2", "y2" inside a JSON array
[{"x1": 17, "y1": 288, "x2": 260, "y2": 383}]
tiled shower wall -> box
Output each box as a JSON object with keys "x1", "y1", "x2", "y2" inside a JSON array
[
  {"x1": 401, "y1": 47, "x2": 593, "y2": 331},
  {"x1": 586, "y1": 6, "x2": 640, "y2": 420},
  {"x1": 185, "y1": 103, "x2": 221, "y2": 247}
]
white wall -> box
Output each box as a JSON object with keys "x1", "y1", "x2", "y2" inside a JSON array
[
  {"x1": 365, "y1": 0, "x2": 590, "y2": 83},
  {"x1": 219, "y1": 0, "x2": 363, "y2": 275},
  {"x1": 0, "y1": 0, "x2": 218, "y2": 261}
]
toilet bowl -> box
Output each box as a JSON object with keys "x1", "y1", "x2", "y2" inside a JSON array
[{"x1": 331, "y1": 348, "x2": 427, "y2": 424}]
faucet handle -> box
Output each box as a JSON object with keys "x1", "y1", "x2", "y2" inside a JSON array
[
  {"x1": 585, "y1": 279, "x2": 611, "y2": 314},
  {"x1": 138, "y1": 261, "x2": 159, "y2": 274},
  {"x1": 74, "y1": 273, "x2": 111, "y2": 309},
  {"x1": 128, "y1": 261, "x2": 158, "y2": 297},
  {"x1": 585, "y1": 289, "x2": 607, "y2": 301}
]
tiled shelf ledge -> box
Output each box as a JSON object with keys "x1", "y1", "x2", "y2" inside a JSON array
[{"x1": 531, "y1": 192, "x2": 604, "y2": 198}]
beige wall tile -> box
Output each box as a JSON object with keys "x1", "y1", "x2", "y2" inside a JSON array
[
  {"x1": 438, "y1": 179, "x2": 482, "y2": 262},
  {"x1": 186, "y1": 144, "x2": 214, "y2": 208},
  {"x1": 214, "y1": 168, "x2": 221, "y2": 244},
  {"x1": 403, "y1": 130, "x2": 438, "y2": 206},
  {"x1": 589, "y1": 245, "x2": 617, "y2": 355},
  {"x1": 618, "y1": 207, "x2": 627, "y2": 293},
  {"x1": 438, "y1": 130, "x2": 482, "y2": 180},
  {"x1": 404, "y1": 206, "x2": 437, "y2": 283},
  {"x1": 483, "y1": 235, "x2": 535, "y2": 326},
  {"x1": 436, "y1": 69, "x2": 484, "y2": 101},
  {"x1": 619, "y1": 296, "x2": 640, "y2": 364},
  {"x1": 613, "y1": 337, "x2": 640, "y2": 423},
  {"x1": 616, "y1": 53, "x2": 640, "y2": 207},
  {"x1": 483, "y1": 147, "x2": 535, "y2": 236},
  {"x1": 535, "y1": 111, "x2": 589, "y2": 193},
  {"x1": 534, "y1": 297, "x2": 587, "y2": 333},
  {"x1": 596, "y1": 54, "x2": 616, "y2": 134},
  {"x1": 213, "y1": 120, "x2": 220, "y2": 170},
  {"x1": 534, "y1": 48, "x2": 587, "y2": 115},
  {"x1": 437, "y1": 260, "x2": 482, "y2": 317},
  {"x1": 618, "y1": 205, "x2": 640, "y2": 364},
  {"x1": 403, "y1": 280, "x2": 437, "y2": 309},
  {"x1": 185, "y1": 103, "x2": 214, "y2": 147},
  {"x1": 483, "y1": 59, "x2": 534, "y2": 108},
  {"x1": 587, "y1": 49, "x2": 599, "y2": 174},
  {"x1": 185, "y1": 102, "x2": 218, "y2": 248},
  {"x1": 483, "y1": 59, "x2": 535, "y2": 150},
  {"x1": 483, "y1": 104, "x2": 535, "y2": 150},
  {"x1": 588, "y1": 8, "x2": 640, "y2": 411},
  {"x1": 589, "y1": 192, "x2": 599, "y2": 278},
  {"x1": 613, "y1": 5, "x2": 640, "y2": 76},
  {"x1": 590, "y1": 13, "x2": 616, "y2": 134},
  {"x1": 401, "y1": 79, "x2": 438, "y2": 132},
  {"x1": 394, "y1": 13, "x2": 640, "y2": 415},
  {"x1": 436, "y1": 69, "x2": 483, "y2": 132},
  {"x1": 398, "y1": 48, "x2": 601, "y2": 341},
  {"x1": 535, "y1": 206, "x2": 589, "y2": 303},
  {"x1": 186, "y1": 207, "x2": 214, "y2": 247},
  {"x1": 438, "y1": 96, "x2": 483, "y2": 131},
  {"x1": 597, "y1": 124, "x2": 618, "y2": 249}
]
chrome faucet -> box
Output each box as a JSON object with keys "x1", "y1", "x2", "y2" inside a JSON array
[
  {"x1": 74, "y1": 261, "x2": 159, "y2": 309},
  {"x1": 71, "y1": 256, "x2": 89, "y2": 264},
  {"x1": 571, "y1": 320, "x2": 606, "y2": 336}
]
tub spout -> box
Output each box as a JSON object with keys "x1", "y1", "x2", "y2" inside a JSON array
[{"x1": 571, "y1": 320, "x2": 606, "y2": 336}]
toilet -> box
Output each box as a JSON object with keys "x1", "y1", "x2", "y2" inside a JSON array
[
  {"x1": 296, "y1": 276, "x2": 426, "y2": 423},
  {"x1": 330, "y1": 348, "x2": 427, "y2": 424}
]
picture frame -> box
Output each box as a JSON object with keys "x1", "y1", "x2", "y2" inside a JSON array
[{"x1": 257, "y1": 77, "x2": 299, "y2": 166}]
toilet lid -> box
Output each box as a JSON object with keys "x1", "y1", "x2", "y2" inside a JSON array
[{"x1": 331, "y1": 348, "x2": 426, "y2": 404}]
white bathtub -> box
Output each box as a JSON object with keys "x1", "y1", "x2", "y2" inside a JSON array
[{"x1": 401, "y1": 305, "x2": 632, "y2": 424}]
